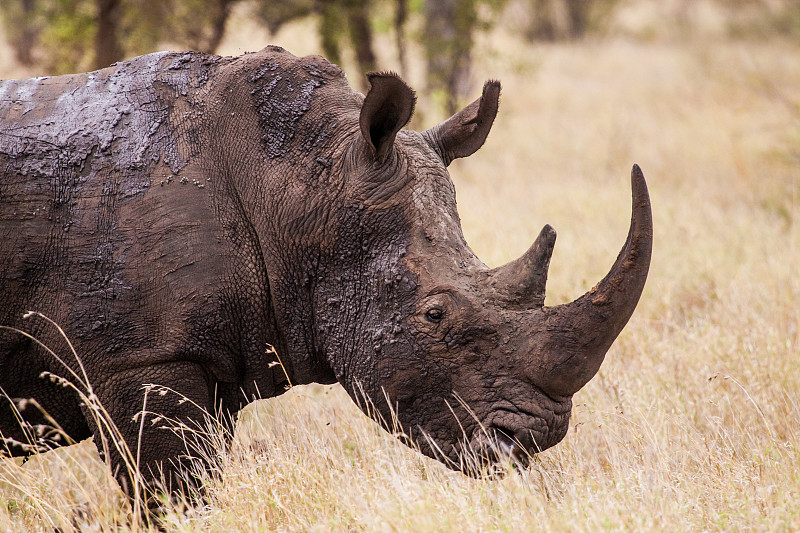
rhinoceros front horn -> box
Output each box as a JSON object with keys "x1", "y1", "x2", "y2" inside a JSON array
[{"x1": 493, "y1": 165, "x2": 653, "y2": 397}]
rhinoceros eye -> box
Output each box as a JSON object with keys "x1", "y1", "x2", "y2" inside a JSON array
[{"x1": 425, "y1": 308, "x2": 444, "y2": 323}]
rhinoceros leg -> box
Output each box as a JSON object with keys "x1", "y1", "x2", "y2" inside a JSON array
[
  {"x1": 87, "y1": 361, "x2": 217, "y2": 504},
  {"x1": 0, "y1": 337, "x2": 92, "y2": 455}
]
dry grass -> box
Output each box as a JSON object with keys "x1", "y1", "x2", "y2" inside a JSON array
[{"x1": 1, "y1": 2, "x2": 799, "y2": 531}]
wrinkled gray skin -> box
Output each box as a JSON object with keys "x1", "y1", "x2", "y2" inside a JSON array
[{"x1": 0, "y1": 46, "x2": 652, "y2": 500}]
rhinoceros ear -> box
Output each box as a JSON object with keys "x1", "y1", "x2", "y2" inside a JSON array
[
  {"x1": 360, "y1": 72, "x2": 417, "y2": 163},
  {"x1": 422, "y1": 80, "x2": 500, "y2": 166}
]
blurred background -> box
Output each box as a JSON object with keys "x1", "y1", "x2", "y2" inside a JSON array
[
  {"x1": 1, "y1": 2, "x2": 799, "y2": 530},
  {"x1": 2, "y1": 0, "x2": 800, "y2": 113}
]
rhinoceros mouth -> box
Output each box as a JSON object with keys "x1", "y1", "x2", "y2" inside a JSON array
[
  {"x1": 468, "y1": 425, "x2": 531, "y2": 466},
  {"x1": 460, "y1": 425, "x2": 535, "y2": 476},
  {"x1": 463, "y1": 398, "x2": 572, "y2": 472}
]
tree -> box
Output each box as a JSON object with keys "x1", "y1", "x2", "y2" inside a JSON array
[
  {"x1": 316, "y1": 0, "x2": 376, "y2": 88},
  {"x1": 423, "y1": 0, "x2": 478, "y2": 115},
  {"x1": 162, "y1": 0, "x2": 238, "y2": 53},
  {"x1": 251, "y1": 0, "x2": 314, "y2": 34},
  {"x1": 95, "y1": 0, "x2": 123, "y2": 68},
  {"x1": 524, "y1": 0, "x2": 621, "y2": 41},
  {"x1": 1, "y1": 0, "x2": 40, "y2": 67},
  {"x1": 0, "y1": 0, "x2": 242, "y2": 75},
  {"x1": 395, "y1": 0, "x2": 408, "y2": 77}
]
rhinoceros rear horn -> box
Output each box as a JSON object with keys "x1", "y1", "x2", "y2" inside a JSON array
[
  {"x1": 422, "y1": 80, "x2": 501, "y2": 166},
  {"x1": 488, "y1": 224, "x2": 557, "y2": 308},
  {"x1": 360, "y1": 72, "x2": 416, "y2": 162}
]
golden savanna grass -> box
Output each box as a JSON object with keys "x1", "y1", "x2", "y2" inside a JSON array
[{"x1": 0, "y1": 2, "x2": 798, "y2": 531}]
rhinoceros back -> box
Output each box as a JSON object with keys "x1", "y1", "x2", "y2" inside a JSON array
[{"x1": 0, "y1": 51, "x2": 220, "y2": 342}]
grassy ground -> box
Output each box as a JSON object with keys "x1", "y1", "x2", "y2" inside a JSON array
[{"x1": 1, "y1": 3, "x2": 798, "y2": 532}]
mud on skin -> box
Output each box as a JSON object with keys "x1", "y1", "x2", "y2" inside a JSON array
[{"x1": 0, "y1": 45, "x2": 652, "y2": 505}]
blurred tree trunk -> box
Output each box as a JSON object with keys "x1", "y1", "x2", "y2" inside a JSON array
[
  {"x1": 346, "y1": 0, "x2": 376, "y2": 76},
  {"x1": 253, "y1": 0, "x2": 314, "y2": 34},
  {"x1": 395, "y1": 0, "x2": 408, "y2": 77},
  {"x1": 316, "y1": 0, "x2": 376, "y2": 90},
  {"x1": 564, "y1": 0, "x2": 590, "y2": 38},
  {"x1": 16, "y1": 0, "x2": 38, "y2": 66},
  {"x1": 317, "y1": 0, "x2": 344, "y2": 65},
  {"x1": 205, "y1": 0, "x2": 236, "y2": 53},
  {"x1": 526, "y1": 0, "x2": 618, "y2": 41},
  {"x1": 424, "y1": 0, "x2": 477, "y2": 115},
  {"x1": 526, "y1": 0, "x2": 558, "y2": 41},
  {"x1": 0, "y1": 0, "x2": 41, "y2": 67},
  {"x1": 95, "y1": 0, "x2": 123, "y2": 69}
]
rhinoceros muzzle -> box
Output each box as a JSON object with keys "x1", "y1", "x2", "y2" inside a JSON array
[{"x1": 464, "y1": 390, "x2": 572, "y2": 470}]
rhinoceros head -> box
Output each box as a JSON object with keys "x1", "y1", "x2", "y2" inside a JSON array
[{"x1": 314, "y1": 72, "x2": 652, "y2": 472}]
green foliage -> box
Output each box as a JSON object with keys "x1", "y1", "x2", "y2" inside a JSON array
[
  {"x1": 122, "y1": 0, "x2": 169, "y2": 57},
  {"x1": 0, "y1": 0, "x2": 95, "y2": 73},
  {"x1": 40, "y1": 0, "x2": 96, "y2": 73},
  {"x1": 6, "y1": 0, "x2": 800, "y2": 82},
  {"x1": 423, "y1": 0, "x2": 507, "y2": 114},
  {"x1": 157, "y1": 0, "x2": 236, "y2": 52},
  {"x1": 0, "y1": 0, "x2": 237, "y2": 75}
]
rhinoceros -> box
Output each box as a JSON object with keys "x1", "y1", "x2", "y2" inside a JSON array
[{"x1": 0, "y1": 46, "x2": 652, "y2": 500}]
